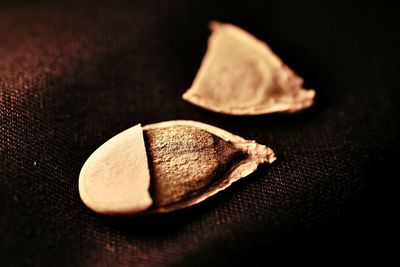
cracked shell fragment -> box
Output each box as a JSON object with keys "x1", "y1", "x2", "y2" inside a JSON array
[
  {"x1": 79, "y1": 121, "x2": 276, "y2": 215},
  {"x1": 182, "y1": 22, "x2": 316, "y2": 115}
]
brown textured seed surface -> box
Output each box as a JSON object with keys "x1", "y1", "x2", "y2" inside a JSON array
[
  {"x1": 144, "y1": 126, "x2": 242, "y2": 207},
  {"x1": 143, "y1": 121, "x2": 276, "y2": 213},
  {"x1": 182, "y1": 22, "x2": 316, "y2": 115}
]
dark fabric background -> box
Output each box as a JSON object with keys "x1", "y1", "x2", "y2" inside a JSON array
[{"x1": 1, "y1": 1, "x2": 399, "y2": 266}]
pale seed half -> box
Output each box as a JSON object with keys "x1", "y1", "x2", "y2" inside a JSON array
[{"x1": 79, "y1": 124, "x2": 152, "y2": 215}]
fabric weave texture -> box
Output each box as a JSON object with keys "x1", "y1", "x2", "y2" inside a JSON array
[{"x1": 1, "y1": 1, "x2": 399, "y2": 266}]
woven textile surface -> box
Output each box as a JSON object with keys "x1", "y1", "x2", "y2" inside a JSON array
[{"x1": 1, "y1": 1, "x2": 399, "y2": 266}]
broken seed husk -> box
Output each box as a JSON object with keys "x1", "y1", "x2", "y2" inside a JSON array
[
  {"x1": 144, "y1": 125, "x2": 242, "y2": 207},
  {"x1": 79, "y1": 120, "x2": 276, "y2": 215},
  {"x1": 143, "y1": 121, "x2": 276, "y2": 213},
  {"x1": 182, "y1": 21, "x2": 316, "y2": 115}
]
